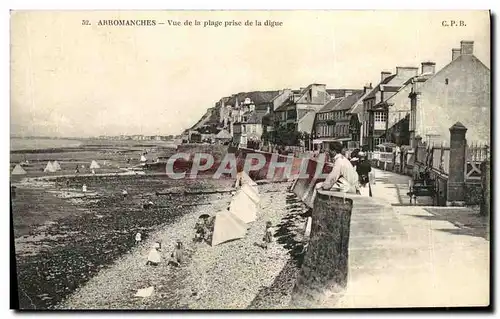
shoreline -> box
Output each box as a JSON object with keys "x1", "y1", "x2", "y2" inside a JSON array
[
  {"x1": 58, "y1": 182, "x2": 304, "y2": 310},
  {"x1": 12, "y1": 172, "x2": 236, "y2": 309}
]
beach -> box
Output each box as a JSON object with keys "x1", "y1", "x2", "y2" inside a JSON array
[{"x1": 10, "y1": 140, "x2": 307, "y2": 309}]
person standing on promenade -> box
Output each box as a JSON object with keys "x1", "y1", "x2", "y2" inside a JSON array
[
  {"x1": 350, "y1": 148, "x2": 361, "y2": 168},
  {"x1": 357, "y1": 151, "x2": 372, "y2": 197},
  {"x1": 315, "y1": 142, "x2": 359, "y2": 194}
]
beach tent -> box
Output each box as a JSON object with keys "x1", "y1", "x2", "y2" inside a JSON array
[
  {"x1": 229, "y1": 190, "x2": 257, "y2": 223},
  {"x1": 44, "y1": 161, "x2": 56, "y2": 173},
  {"x1": 140, "y1": 155, "x2": 147, "y2": 162},
  {"x1": 11, "y1": 164, "x2": 27, "y2": 175},
  {"x1": 90, "y1": 160, "x2": 100, "y2": 169},
  {"x1": 52, "y1": 161, "x2": 62, "y2": 171},
  {"x1": 211, "y1": 210, "x2": 247, "y2": 246},
  {"x1": 241, "y1": 183, "x2": 260, "y2": 205}
]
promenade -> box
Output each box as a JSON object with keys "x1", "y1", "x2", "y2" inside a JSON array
[{"x1": 326, "y1": 168, "x2": 489, "y2": 308}]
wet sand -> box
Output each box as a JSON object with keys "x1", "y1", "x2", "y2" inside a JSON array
[
  {"x1": 10, "y1": 140, "x2": 232, "y2": 309},
  {"x1": 11, "y1": 140, "x2": 309, "y2": 310},
  {"x1": 59, "y1": 182, "x2": 307, "y2": 310},
  {"x1": 13, "y1": 174, "x2": 235, "y2": 309}
]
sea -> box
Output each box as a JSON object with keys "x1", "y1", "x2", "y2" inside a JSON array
[{"x1": 10, "y1": 137, "x2": 83, "y2": 151}]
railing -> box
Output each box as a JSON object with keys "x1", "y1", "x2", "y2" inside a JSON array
[
  {"x1": 373, "y1": 151, "x2": 393, "y2": 163},
  {"x1": 465, "y1": 143, "x2": 489, "y2": 180}
]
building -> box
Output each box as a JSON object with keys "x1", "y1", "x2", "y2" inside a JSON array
[
  {"x1": 382, "y1": 62, "x2": 435, "y2": 146},
  {"x1": 347, "y1": 84, "x2": 373, "y2": 148},
  {"x1": 408, "y1": 41, "x2": 490, "y2": 147},
  {"x1": 232, "y1": 112, "x2": 264, "y2": 148},
  {"x1": 312, "y1": 97, "x2": 343, "y2": 150},
  {"x1": 273, "y1": 84, "x2": 360, "y2": 135},
  {"x1": 222, "y1": 90, "x2": 284, "y2": 135},
  {"x1": 273, "y1": 84, "x2": 330, "y2": 134},
  {"x1": 226, "y1": 90, "x2": 292, "y2": 147},
  {"x1": 312, "y1": 90, "x2": 364, "y2": 150},
  {"x1": 361, "y1": 66, "x2": 419, "y2": 150}
]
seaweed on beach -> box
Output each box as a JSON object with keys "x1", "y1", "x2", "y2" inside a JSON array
[{"x1": 13, "y1": 175, "x2": 231, "y2": 310}]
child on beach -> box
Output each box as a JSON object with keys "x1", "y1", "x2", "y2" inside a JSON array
[
  {"x1": 254, "y1": 222, "x2": 274, "y2": 250},
  {"x1": 168, "y1": 241, "x2": 185, "y2": 267},
  {"x1": 135, "y1": 232, "x2": 142, "y2": 244},
  {"x1": 146, "y1": 242, "x2": 161, "y2": 266}
]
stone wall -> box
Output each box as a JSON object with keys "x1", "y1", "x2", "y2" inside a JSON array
[{"x1": 290, "y1": 190, "x2": 353, "y2": 308}]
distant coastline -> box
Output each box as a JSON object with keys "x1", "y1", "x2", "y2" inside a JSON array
[{"x1": 10, "y1": 137, "x2": 83, "y2": 151}]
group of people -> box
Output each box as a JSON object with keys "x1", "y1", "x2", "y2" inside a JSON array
[
  {"x1": 142, "y1": 236, "x2": 186, "y2": 268},
  {"x1": 315, "y1": 142, "x2": 373, "y2": 196}
]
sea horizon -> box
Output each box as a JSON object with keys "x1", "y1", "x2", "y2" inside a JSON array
[{"x1": 10, "y1": 137, "x2": 84, "y2": 151}]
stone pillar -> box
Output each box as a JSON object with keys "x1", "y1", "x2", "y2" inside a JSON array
[
  {"x1": 290, "y1": 190, "x2": 352, "y2": 308},
  {"x1": 446, "y1": 122, "x2": 467, "y2": 206}
]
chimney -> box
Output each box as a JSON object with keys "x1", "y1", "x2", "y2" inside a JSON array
[
  {"x1": 381, "y1": 71, "x2": 392, "y2": 82},
  {"x1": 421, "y1": 61, "x2": 436, "y2": 75},
  {"x1": 460, "y1": 40, "x2": 474, "y2": 55},
  {"x1": 363, "y1": 83, "x2": 372, "y2": 94},
  {"x1": 452, "y1": 48, "x2": 461, "y2": 60},
  {"x1": 396, "y1": 66, "x2": 419, "y2": 79}
]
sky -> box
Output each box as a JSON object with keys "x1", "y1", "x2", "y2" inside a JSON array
[{"x1": 10, "y1": 10, "x2": 490, "y2": 138}]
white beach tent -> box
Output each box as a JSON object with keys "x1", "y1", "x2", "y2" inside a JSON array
[
  {"x1": 241, "y1": 183, "x2": 260, "y2": 205},
  {"x1": 211, "y1": 210, "x2": 248, "y2": 246},
  {"x1": 229, "y1": 190, "x2": 257, "y2": 223},
  {"x1": 90, "y1": 160, "x2": 100, "y2": 169},
  {"x1": 11, "y1": 164, "x2": 27, "y2": 175},
  {"x1": 44, "y1": 161, "x2": 56, "y2": 173},
  {"x1": 52, "y1": 161, "x2": 62, "y2": 171}
]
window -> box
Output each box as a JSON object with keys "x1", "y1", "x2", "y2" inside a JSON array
[
  {"x1": 374, "y1": 112, "x2": 387, "y2": 122},
  {"x1": 374, "y1": 137, "x2": 386, "y2": 145}
]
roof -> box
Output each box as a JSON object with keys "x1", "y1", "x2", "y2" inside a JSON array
[
  {"x1": 318, "y1": 97, "x2": 344, "y2": 113},
  {"x1": 274, "y1": 97, "x2": 297, "y2": 112},
  {"x1": 226, "y1": 91, "x2": 280, "y2": 106},
  {"x1": 331, "y1": 91, "x2": 364, "y2": 111},
  {"x1": 215, "y1": 129, "x2": 231, "y2": 139},
  {"x1": 298, "y1": 112, "x2": 317, "y2": 134},
  {"x1": 326, "y1": 89, "x2": 361, "y2": 98},
  {"x1": 363, "y1": 74, "x2": 397, "y2": 100}
]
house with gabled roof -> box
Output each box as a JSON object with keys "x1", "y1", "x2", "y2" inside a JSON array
[
  {"x1": 360, "y1": 66, "x2": 420, "y2": 150},
  {"x1": 229, "y1": 90, "x2": 293, "y2": 147},
  {"x1": 221, "y1": 90, "x2": 292, "y2": 138},
  {"x1": 312, "y1": 90, "x2": 364, "y2": 150},
  {"x1": 408, "y1": 41, "x2": 490, "y2": 147},
  {"x1": 272, "y1": 84, "x2": 360, "y2": 136},
  {"x1": 378, "y1": 62, "x2": 436, "y2": 146},
  {"x1": 273, "y1": 84, "x2": 330, "y2": 134}
]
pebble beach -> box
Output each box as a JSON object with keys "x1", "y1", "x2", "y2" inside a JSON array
[{"x1": 11, "y1": 139, "x2": 311, "y2": 309}]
